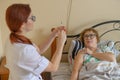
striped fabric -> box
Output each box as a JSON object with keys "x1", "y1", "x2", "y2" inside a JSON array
[
  {"x1": 68, "y1": 39, "x2": 84, "y2": 69},
  {"x1": 72, "y1": 40, "x2": 84, "y2": 59}
]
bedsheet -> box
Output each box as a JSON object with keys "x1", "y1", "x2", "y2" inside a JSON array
[
  {"x1": 51, "y1": 62, "x2": 71, "y2": 80},
  {"x1": 51, "y1": 62, "x2": 120, "y2": 80},
  {"x1": 79, "y1": 61, "x2": 120, "y2": 80}
]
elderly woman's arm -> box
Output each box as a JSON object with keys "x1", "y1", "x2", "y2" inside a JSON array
[
  {"x1": 91, "y1": 52, "x2": 116, "y2": 62},
  {"x1": 85, "y1": 48, "x2": 116, "y2": 62},
  {"x1": 70, "y1": 51, "x2": 84, "y2": 80}
]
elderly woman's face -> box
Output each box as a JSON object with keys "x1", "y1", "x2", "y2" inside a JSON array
[{"x1": 83, "y1": 31, "x2": 97, "y2": 48}]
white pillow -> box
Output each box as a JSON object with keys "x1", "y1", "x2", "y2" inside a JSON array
[{"x1": 97, "y1": 40, "x2": 120, "y2": 57}]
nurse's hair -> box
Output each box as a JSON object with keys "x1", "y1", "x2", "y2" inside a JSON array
[{"x1": 6, "y1": 3, "x2": 32, "y2": 44}]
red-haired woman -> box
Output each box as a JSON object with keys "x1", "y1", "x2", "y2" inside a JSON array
[{"x1": 5, "y1": 3, "x2": 66, "y2": 80}]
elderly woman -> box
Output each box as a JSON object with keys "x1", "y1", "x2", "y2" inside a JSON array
[{"x1": 70, "y1": 28, "x2": 116, "y2": 80}]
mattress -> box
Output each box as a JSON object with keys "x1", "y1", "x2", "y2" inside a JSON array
[{"x1": 51, "y1": 62, "x2": 71, "y2": 80}]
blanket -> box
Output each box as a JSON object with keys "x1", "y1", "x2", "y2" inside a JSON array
[{"x1": 79, "y1": 61, "x2": 120, "y2": 80}]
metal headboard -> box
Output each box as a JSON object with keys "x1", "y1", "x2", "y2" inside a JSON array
[
  {"x1": 66, "y1": 20, "x2": 120, "y2": 52},
  {"x1": 67, "y1": 20, "x2": 120, "y2": 38}
]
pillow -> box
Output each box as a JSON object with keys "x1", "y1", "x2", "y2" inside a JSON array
[
  {"x1": 97, "y1": 40, "x2": 120, "y2": 57},
  {"x1": 97, "y1": 40, "x2": 114, "y2": 53}
]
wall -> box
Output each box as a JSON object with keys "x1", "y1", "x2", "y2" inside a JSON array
[
  {"x1": 68, "y1": 0, "x2": 120, "y2": 34},
  {"x1": 0, "y1": 0, "x2": 120, "y2": 60},
  {"x1": 0, "y1": 24, "x2": 3, "y2": 59}
]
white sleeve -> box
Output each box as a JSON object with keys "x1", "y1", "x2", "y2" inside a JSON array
[{"x1": 17, "y1": 45, "x2": 49, "y2": 76}]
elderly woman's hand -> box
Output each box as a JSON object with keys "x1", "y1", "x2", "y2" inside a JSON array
[
  {"x1": 85, "y1": 48, "x2": 93, "y2": 55},
  {"x1": 78, "y1": 48, "x2": 86, "y2": 55}
]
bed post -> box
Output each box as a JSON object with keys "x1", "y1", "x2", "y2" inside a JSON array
[{"x1": 0, "y1": 56, "x2": 9, "y2": 80}]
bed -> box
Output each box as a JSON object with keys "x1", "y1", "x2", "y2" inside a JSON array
[{"x1": 50, "y1": 20, "x2": 120, "y2": 80}]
